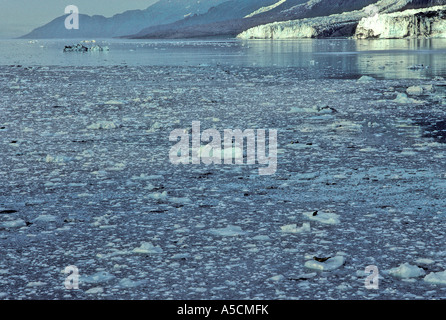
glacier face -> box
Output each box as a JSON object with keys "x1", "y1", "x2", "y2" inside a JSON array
[
  {"x1": 355, "y1": 5, "x2": 446, "y2": 38},
  {"x1": 237, "y1": 0, "x2": 446, "y2": 39},
  {"x1": 237, "y1": 9, "x2": 366, "y2": 39}
]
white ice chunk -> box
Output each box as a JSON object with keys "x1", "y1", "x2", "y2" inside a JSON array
[
  {"x1": 415, "y1": 258, "x2": 435, "y2": 265},
  {"x1": 268, "y1": 274, "x2": 285, "y2": 282},
  {"x1": 132, "y1": 242, "x2": 163, "y2": 254},
  {"x1": 393, "y1": 93, "x2": 422, "y2": 104},
  {"x1": 169, "y1": 197, "x2": 191, "y2": 204},
  {"x1": 116, "y1": 278, "x2": 146, "y2": 288},
  {"x1": 303, "y1": 211, "x2": 340, "y2": 225},
  {"x1": 406, "y1": 86, "x2": 424, "y2": 96},
  {"x1": 424, "y1": 271, "x2": 446, "y2": 285},
  {"x1": 85, "y1": 287, "x2": 104, "y2": 294},
  {"x1": 148, "y1": 191, "x2": 168, "y2": 201},
  {"x1": 280, "y1": 223, "x2": 311, "y2": 234},
  {"x1": 33, "y1": 215, "x2": 57, "y2": 223},
  {"x1": 357, "y1": 76, "x2": 376, "y2": 82},
  {"x1": 304, "y1": 256, "x2": 345, "y2": 271},
  {"x1": 0, "y1": 219, "x2": 26, "y2": 229},
  {"x1": 81, "y1": 271, "x2": 115, "y2": 284},
  {"x1": 209, "y1": 225, "x2": 246, "y2": 237},
  {"x1": 388, "y1": 263, "x2": 426, "y2": 278}
]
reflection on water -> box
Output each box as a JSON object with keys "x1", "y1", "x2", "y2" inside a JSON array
[
  {"x1": 242, "y1": 38, "x2": 446, "y2": 79},
  {"x1": 1, "y1": 38, "x2": 446, "y2": 79},
  {"x1": 355, "y1": 39, "x2": 446, "y2": 79}
]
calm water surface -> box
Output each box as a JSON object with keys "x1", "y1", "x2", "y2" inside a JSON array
[{"x1": 1, "y1": 38, "x2": 446, "y2": 79}]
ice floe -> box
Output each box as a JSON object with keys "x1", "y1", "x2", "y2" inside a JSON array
[
  {"x1": 302, "y1": 211, "x2": 340, "y2": 225},
  {"x1": 81, "y1": 271, "x2": 115, "y2": 284},
  {"x1": 132, "y1": 242, "x2": 163, "y2": 254},
  {"x1": 280, "y1": 223, "x2": 311, "y2": 234},
  {"x1": 304, "y1": 256, "x2": 345, "y2": 272},
  {"x1": 387, "y1": 263, "x2": 426, "y2": 279},
  {"x1": 87, "y1": 121, "x2": 119, "y2": 130},
  {"x1": 424, "y1": 271, "x2": 446, "y2": 285},
  {"x1": 209, "y1": 225, "x2": 247, "y2": 237}
]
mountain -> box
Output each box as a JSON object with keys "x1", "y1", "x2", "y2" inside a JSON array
[
  {"x1": 127, "y1": 0, "x2": 379, "y2": 38},
  {"x1": 22, "y1": 0, "x2": 446, "y2": 39},
  {"x1": 129, "y1": 0, "x2": 284, "y2": 38},
  {"x1": 20, "y1": 0, "x2": 228, "y2": 39}
]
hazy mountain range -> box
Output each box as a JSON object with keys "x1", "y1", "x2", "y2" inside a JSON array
[{"x1": 21, "y1": 0, "x2": 446, "y2": 39}]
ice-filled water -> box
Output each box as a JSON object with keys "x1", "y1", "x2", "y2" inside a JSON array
[
  {"x1": 2, "y1": 38, "x2": 446, "y2": 79},
  {"x1": 0, "y1": 38, "x2": 446, "y2": 300}
]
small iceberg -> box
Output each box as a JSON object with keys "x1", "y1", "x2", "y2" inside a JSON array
[
  {"x1": 64, "y1": 43, "x2": 109, "y2": 53},
  {"x1": 357, "y1": 75, "x2": 376, "y2": 82},
  {"x1": 424, "y1": 271, "x2": 446, "y2": 285},
  {"x1": 280, "y1": 223, "x2": 311, "y2": 234},
  {"x1": 407, "y1": 64, "x2": 429, "y2": 70},
  {"x1": 304, "y1": 256, "x2": 345, "y2": 271},
  {"x1": 81, "y1": 271, "x2": 115, "y2": 284},
  {"x1": 209, "y1": 225, "x2": 246, "y2": 237},
  {"x1": 303, "y1": 211, "x2": 340, "y2": 225},
  {"x1": 132, "y1": 242, "x2": 163, "y2": 254},
  {"x1": 387, "y1": 263, "x2": 425, "y2": 279}
]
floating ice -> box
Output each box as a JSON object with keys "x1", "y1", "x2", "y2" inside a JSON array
[
  {"x1": 148, "y1": 191, "x2": 168, "y2": 201},
  {"x1": 303, "y1": 211, "x2": 340, "y2": 225},
  {"x1": 415, "y1": 258, "x2": 435, "y2": 265},
  {"x1": 33, "y1": 215, "x2": 57, "y2": 223},
  {"x1": 87, "y1": 121, "x2": 118, "y2": 130},
  {"x1": 116, "y1": 278, "x2": 146, "y2": 288},
  {"x1": 85, "y1": 287, "x2": 104, "y2": 294},
  {"x1": 169, "y1": 197, "x2": 191, "y2": 205},
  {"x1": 209, "y1": 225, "x2": 247, "y2": 237},
  {"x1": 45, "y1": 155, "x2": 73, "y2": 163},
  {"x1": 26, "y1": 281, "x2": 47, "y2": 287},
  {"x1": 171, "y1": 253, "x2": 190, "y2": 260},
  {"x1": 90, "y1": 45, "x2": 109, "y2": 52},
  {"x1": 252, "y1": 235, "x2": 271, "y2": 241},
  {"x1": 424, "y1": 271, "x2": 446, "y2": 285},
  {"x1": 104, "y1": 100, "x2": 125, "y2": 105},
  {"x1": 393, "y1": 93, "x2": 422, "y2": 104},
  {"x1": 357, "y1": 76, "x2": 376, "y2": 82},
  {"x1": 132, "y1": 242, "x2": 163, "y2": 254},
  {"x1": 304, "y1": 256, "x2": 345, "y2": 271},
  {"x1": 407, "y1": 64, "x2": 429, "y2": 70},
  {"x1": 0, "y1": 219, "x2": 26, "y2": 229},
  {"x1": 406, "y1": 86, "x2": 424, "y2": 96},
  {"x1": 268, "y1": 274, "x2": 285, "y2": 282},
  {"x1": 280, "y1": 223, "x2": 311, "y2": 234},
  {"x1": 81, "y1": 271, "x2": 115, "y2": 284},
  {"x1": 388, "y1": 263, "x2": 426, "y2": 279}
]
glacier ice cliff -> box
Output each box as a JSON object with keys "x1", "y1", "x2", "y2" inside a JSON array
[
  {"x1": 237, "y1": 0, "x2": 446, "y2": 39},
  {"x1": 237, "y1": 11, "x2": 364, "y2": 39},
  {"x1": 355, "y1": 5, "x2": 446, "y2": 38}
]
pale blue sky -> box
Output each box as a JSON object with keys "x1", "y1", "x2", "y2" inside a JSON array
[{"x1": 0, "y1": 0, "x2": 159, "y2": 38}]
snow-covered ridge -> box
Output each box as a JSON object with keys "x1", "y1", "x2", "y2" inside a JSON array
[
  {"x1": 355, "y1": 5, "x2": 446, "y2": 38},
  {"x1": 244, "y1": 0, "x2": 287, "y2": 18}
]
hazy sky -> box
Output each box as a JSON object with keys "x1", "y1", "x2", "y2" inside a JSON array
[{"x1": 0, "y1": 0, "x2": 159, "y2": 38}]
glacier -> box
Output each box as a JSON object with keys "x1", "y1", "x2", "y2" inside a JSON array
[
  {"x1": 237, "y1": 0, "x2": 446, "y2": 39},
  {"x1": 355, "y1": 5, "x2": 446, "y2": 38}
]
